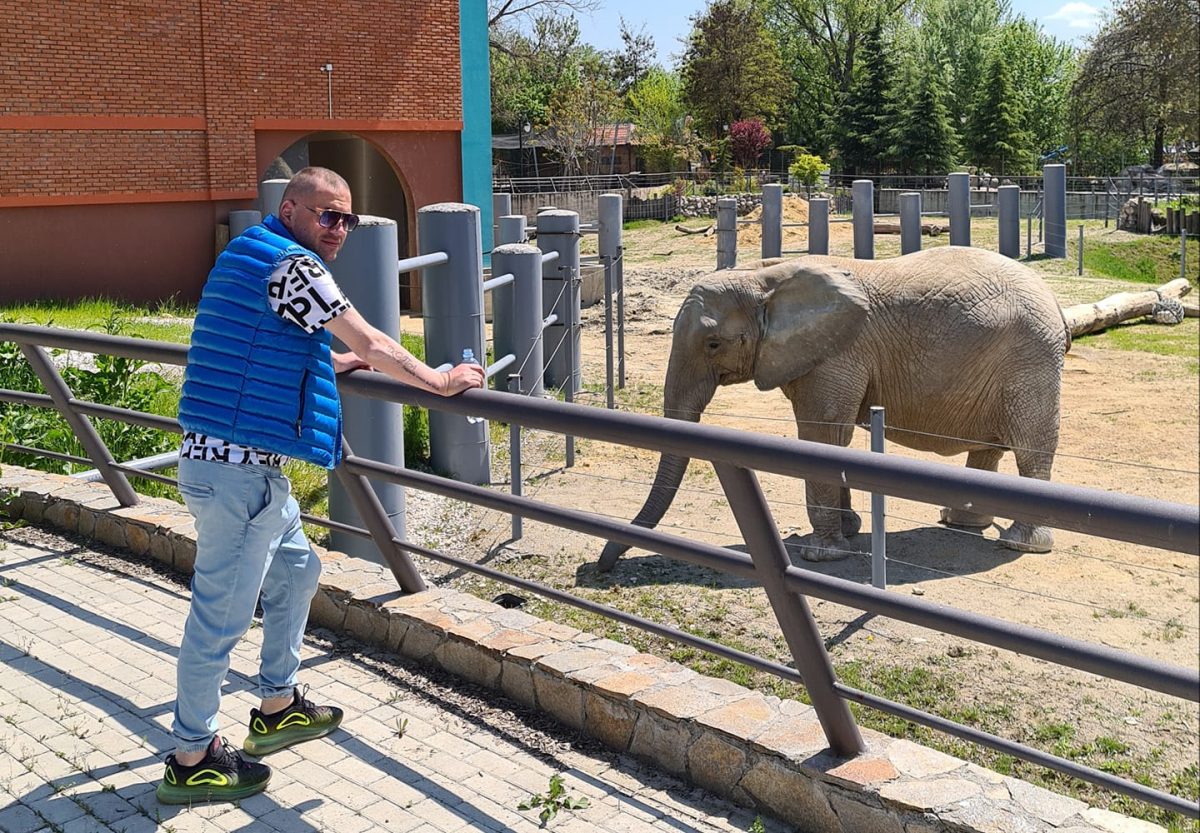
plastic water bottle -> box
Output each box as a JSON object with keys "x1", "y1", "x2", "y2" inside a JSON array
[{"x1": 461, "y1": 348, "x2": 483, "y2": 424}]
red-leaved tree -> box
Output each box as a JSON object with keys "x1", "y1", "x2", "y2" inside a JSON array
[{"x1": 728, "y1": 118, "x2": 772, "y2": 168}]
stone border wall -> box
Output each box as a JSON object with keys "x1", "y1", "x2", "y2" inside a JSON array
[{"x1": 0, "y1": 465, "x2": 1163, "y2": 833}]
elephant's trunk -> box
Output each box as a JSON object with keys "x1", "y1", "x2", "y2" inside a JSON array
[{"x1": 597, "y1": 364, "x2": 717, "y2": 571}]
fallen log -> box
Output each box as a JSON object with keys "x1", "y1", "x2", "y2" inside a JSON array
[
  {"x1": 872, "y1": 222, "x2": 947, "y2": 236},
  {"x1": 675, "y1": 223, "x2": 714, "y2": 235},
  {"x1": 1062, "y1": 278, "x2": 1192, "y2": 337}
]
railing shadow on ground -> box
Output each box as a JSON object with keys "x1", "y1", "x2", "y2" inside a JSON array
[{"x1": 0, "y1": 321, "x2": 1197, "y2": 819}]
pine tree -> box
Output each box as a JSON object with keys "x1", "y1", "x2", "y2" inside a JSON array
[
  {"x1": 892, "y1": 65, "x2": 958, "y2": 175},
  {"x1": 834, "y1": 18, "x2": 898, "y2": 175},
  {"x1": 966, "y1": 50, "x2": 1035, "y2": 175}
]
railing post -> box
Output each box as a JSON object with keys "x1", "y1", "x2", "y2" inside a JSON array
[
  {"x1": 493, "y1": 243, "x2": 544, "y2": 398},
  {"x1": 998, "y1": 185, "x2": 1020, "y2": 259},
  {"x1": 228, "y1": 210, "x2": 261, "y2": 240},
  {"x1": 334, "y1": 440, "x2": 425, "y2": 593},
  {"x1": 599, "y1": 193, "x2": 623, "y2": 409},
  {"x1": 713, "y1": 462, "x2": 865, "y2": 757},
  {"x1": 493, "y1": 192, "x2": 513, "y2": 237},
  {"x1": 507, "y1": 374, "x2": 524, "y2": 542},
  {"x1": 564, "y1": 261, "x2": 577, "y2": 468},
  {"x1": 852, "y1": 179, "x2": 874, "y2": 260},
  {"x1": 259, "y1": 178, "x2": 289, "y2": 217},
  {"x1": 870, "y1": 406, "x2": 887, "y2": 590},
  {"x1": 808, "y1": 197, "x2": 829, "y2": 255},
  {"x1": 899, "y1": 192, "x2": 921, "y2": 255},
  {"x1": 537, "y1": 209, "x2": 581, "y2": 393},
  {"x1": 19, "y1": 344, "x2": 139, "y2": 506},
  {"x1": 716, "y1": 197, "x2": 737, "y2": 269},
  {"x1": 761, "y1": 183, "x2": 783, "y2": 260},
  {"x1": 949, "y1": 172, "x2": 970, "y2": 247},
  {"x1": 420, "y1": 202, "x2": 490, "y2": 484},
  {"x1": 328, "y1": 216, "x2": 408, "y2": 561},
  {"x1": 497, "y1": 213, "x2": 526, "y2": 245}
]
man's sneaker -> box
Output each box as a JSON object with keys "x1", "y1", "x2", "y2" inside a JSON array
[
  {"x1": 243, "y1": 685, "x2": 343, "y2": 756},
  {"x1": 156, "y1": 736, "x2": 271, "y2": 804}
]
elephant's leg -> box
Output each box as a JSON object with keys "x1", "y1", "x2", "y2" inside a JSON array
[
  {"x1": 940, "y1": 448, "x2": 1002, "y2": 528},
  {"x1": 800, "y1": 479, "x2": 855, "y2": 562},
  {"x1": 1000, "y1": 443, "x2": 1056, "y2": 553},
  {"x1": 840, "y1": 487, "x2": 861, "y2": 537}
]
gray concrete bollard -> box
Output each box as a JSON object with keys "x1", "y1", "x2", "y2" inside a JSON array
[
  {"x1": 228, "y1": 210, "x2": 261, "y2": 240},
  {"x1": 761, "y1": 183, "x2": 783, "y2": 260},
  {"x1": 259, "y1": 178, "x2": 290, "y2": 218},
  {"x1": 852, "y1": 180, "x2": 874, "y2": 260},
  {"x1": 899, "y1": 192, "x2": 922, "y2": 255},
  {"x1": 1044, "y1": 164, "x2": 1067, "y2": 258},
  {"x1": 420, "y1": 203, "x2": 490, "y2": 484},
  {"x1": 598, "y1": 194, "x2": 624, "y2": 408},
  {"x1": 809, "y1": 198, "x2": 829, "y2": 255},
  {"x1": 716, "y1": 198, "x2": 738, "y2": 269},
  {"x1": 492, "y1": 243, "x2": 544, "y2": 398},
  {"x1": 497, "y1": 214, "x2": 526, "y2": 245},
  {"x1": 493, "y1": 193, "x2": 512, "y2": 230},
  {"x1": 949, "y1": 172, "x2": 970, "y2": 247},
  {"x1": 998, "y1": 185, "x2": 1021, "y2": 259},
  {"x1": 327, "y1": 216, "x2": 406, "y2": 563},
  {"x1": 537, "y1": 210, "x2": 581, "y2": 393}
]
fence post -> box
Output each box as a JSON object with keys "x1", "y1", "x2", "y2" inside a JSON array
[
  {"x1": 420, "y1": 203, "x2": 490, "y2": 485},
  {"x1": 1044, "y1": 164, "x2": 1067, "y2": 258},
  {"x1": 1183, "y1": 228, "x2": 1189, "y2": 281},
  {"x1": 599, "y1": 193, "x2": 623, "y2": 409},
  {"x1": 949, "y1": 172, "x2": 970, "y2": 247},
  {"x1": 328, "y1": 216, "x2": 408, "y2": 561},
  {"x1": 507, "y1": 374, "x2": 524, "y2": 542},
  {"x1": 809, "y1": 197, "x2": 829, "y2": 255},
  {"x1": 493, "y1": 243, "x2": 544, "y2": 397},
  {"x1": 228, "y1": 210, "x2": 261, "y2": 240},
  {"x1": 998, "y1": 185, "x2": 1021, "y2": 259},
  {"x1": 1078, "y1": 225, "x2": 1084, "y2": 275},
  {"x1": 852, "y1": 179, "x2": 874, "y2": 260},
  {"x1": 259, "y1": 178, "x2": 289, "y2": 217},
  {"x1": 899, "y1": 192, "x2": 922, "y2": 255},
  {"x1": 713, "y1": 462, "x2": 865, "y2": 757},
  {"x1": 762, "y1": 183, "x2": 783, "y2": 260},
  {"x1": 716, "y1": 197, "x2": 738, "y2": 269},
  {"x1": 1027, "y1": 211, "x2": 1033, "y2": 258},
  {"x1": 870, "y1": 406, "x2": 887, "y2": 590},
  {"x1": 492, "y1": 214, "x2": 527, "y2": 394},
  {"x1": 493, "y1": 192, "x2": 513, "y2": 234},
  {"x1": 537, "y1": 209, "x2": 581, "y2": 394},
  {"x1": 497, "y1": 214, "x2": 526, "y2": 245}
]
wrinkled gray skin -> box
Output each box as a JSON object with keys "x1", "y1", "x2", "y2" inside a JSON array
[{"x1": 598, "y1": 246, "x2": 1070, "y2": 570}]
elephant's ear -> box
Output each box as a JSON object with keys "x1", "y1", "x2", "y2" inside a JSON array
[{"x1": 754, "y1": 263, "x2": 870, "y2": 390}]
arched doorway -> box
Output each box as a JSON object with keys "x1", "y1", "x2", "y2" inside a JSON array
[{"x1": 264, "y1": 132, "x2": 416, "y2": 308}]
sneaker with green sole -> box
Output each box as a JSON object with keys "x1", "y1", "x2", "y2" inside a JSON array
[
  {"x1": 156, "y1": 736, "x2": 271, "y2": 804},
  {"x1": 243, "y1": 685, "x2": 344, "y2": 757}
]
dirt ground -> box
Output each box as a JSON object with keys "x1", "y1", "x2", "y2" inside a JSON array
[{"x1": 410, "y1": 204, "x2": 1200, "y2": 815}]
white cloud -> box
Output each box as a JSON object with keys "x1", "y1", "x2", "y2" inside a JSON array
[{"x1": 1044, "y1": 2, "x2": 1103, "y2": 29}]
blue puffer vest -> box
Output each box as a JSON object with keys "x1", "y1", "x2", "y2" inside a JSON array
[{"x1": 177, "y1": 215, "x2": 343, "y2": 468}]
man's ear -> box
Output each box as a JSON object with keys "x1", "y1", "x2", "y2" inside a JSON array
[{"x1": 277, "y1": 198, "x2": 294, "y2": 228}]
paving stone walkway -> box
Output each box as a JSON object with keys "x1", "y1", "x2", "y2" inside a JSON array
[{"x1": 0, "y1": 525, "x2": 780, "y2": 833}]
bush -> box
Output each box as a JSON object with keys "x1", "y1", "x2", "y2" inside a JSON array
[{"x1": 789, "y1": 153, "x2": 825, "y2": 190}]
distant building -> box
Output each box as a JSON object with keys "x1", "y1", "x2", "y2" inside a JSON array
[{"x1": 1, "y1": 1, "x2": 492, "y2": 310}]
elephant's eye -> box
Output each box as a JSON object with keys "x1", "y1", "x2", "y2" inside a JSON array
[{"x1": 706, "y1": 339, "x2": 720, "y2": 351}]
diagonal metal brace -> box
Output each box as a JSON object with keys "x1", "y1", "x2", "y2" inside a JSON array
[
  {"x1": 19, "y1": 343, "x2": 138, "y2": 507},
  {"x1": 334, "y1": 439, "x2": 426, "y2": 593},
  {"x1": 713, "y1": 461, "x2": 864, "y2": 758}
]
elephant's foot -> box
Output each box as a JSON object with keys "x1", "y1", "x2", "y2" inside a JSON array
[
  {"x1": 841, "y1": 510, "x2": 862, "y2": 538},
  {"x1": 999, "y1": 522, "x2": 1054, "y2": 553},
  {"x1": 797, "y1": 532, "x2": 854, "y2": 562},
  {"x1": 939, "y1": 507, "x2": 995, "y2": 529}
]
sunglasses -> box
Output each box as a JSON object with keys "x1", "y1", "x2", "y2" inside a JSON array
[{"x1": 301, "y1": 204, "x2": 360, "y2": 232}]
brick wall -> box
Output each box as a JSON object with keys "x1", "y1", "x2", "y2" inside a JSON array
[{"x1": 0, "y1": 0, "x2": 463, "y2": 202}]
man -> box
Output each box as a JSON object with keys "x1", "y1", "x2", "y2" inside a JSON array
[{"x1": 157, "y1": 167, "x2": 484, "y2": 804}]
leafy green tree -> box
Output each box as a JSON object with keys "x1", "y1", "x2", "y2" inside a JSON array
[
  {"x1": 890, "y1": 58, "x2": 958, "y2": 174},
  {"x1": 489, "y1": 13, "x2": 582, "y2": 132},
  {"x1": 609, "y1": 17, "x2": 655, "y2": 98},
  {"x1": 995, "y1": 18, "x2": 1077, "y2": 159},
  {"x1": 628, "y1": 69, "x2": 698, "y2": 171},
  {"x1": 916, "y1": 0, "x2": 1009, "y2": 135},
  {"x1": 1071, "y1": 0, "x2": 1199, "y2": 169},
  {"x1": 832, "y1": 17, "x2": 898, "y2": 174},
  {"x1": 542, "y1": 50, "x2": 621, "y2": 175},
  {"x1": 789, "y1": 152, "x2": 826, "y2": 194},
  {"x1": 680, "y1": 0, "x2": 788, "y2": 137},
  {"x1": 966, "y1": 49, "x2": 1035, "y2": 174}
]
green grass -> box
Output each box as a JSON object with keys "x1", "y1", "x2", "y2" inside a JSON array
[
  {"x1": 1082, "y1": 236, "x2": 1200, "y2": 285},
  {"x1": 1, "y1": 297, "x2": 195, "y2": 344},
  {"x1": 1075, "y1": 319, "x2": 1200, "y2": 366}
]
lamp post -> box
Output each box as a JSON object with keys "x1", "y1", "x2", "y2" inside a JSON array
[{"x1": 519, "y1": 120, "x2": 531, "y2": 180}]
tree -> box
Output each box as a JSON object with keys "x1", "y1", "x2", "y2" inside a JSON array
[
  {"x1": 967, "y1": 49, "x2": 1035, "y2": 175},
  {"x1": 891, "y1": 59, "x2": 958, "y2": 174},
  {"x1": 729, "y1": 119, "x2": 773, "y2": 167},
  {"x1": 610, "y1": 17, "x2": 655, "y2": 97},
  {"x1": 628, "y1": 69, "x2": 699, "y2": 171},
  {"x1": 789, "y1": 152, "x2": 826, "y2": 194},
  {"x1": 916, "y1": 0, "x2": 1010, "y2": 136},
  {"x1": 489, "y1": 13, "x2": 582, "y2": 132},
  {"x1": 680, "y1": 0, "x2": 788, "y2": 137},
  {"x1": 832, "y1": 17, "x2": 898, "y2": 174},
  {"x1": 487, "y1": 0, "x2": 599, "y2": 36},
  {"x1": 1071, "y1": 0, "x2": 1200, "y2": 169},
  {"x1": 995, "y1": 18, "x2": 1077, "y2": 160},
  {"x1": 542, "y1": 50, "x2": 621, "y2": 176}
]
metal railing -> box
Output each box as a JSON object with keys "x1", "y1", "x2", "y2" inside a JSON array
[{"x1": 1, "y1": 321, "x2": 1197, "y2": 819}]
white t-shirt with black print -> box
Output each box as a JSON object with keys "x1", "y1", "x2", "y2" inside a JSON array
[{"x1": 180, "y1": 254, "x2": 353, "y2": 466}]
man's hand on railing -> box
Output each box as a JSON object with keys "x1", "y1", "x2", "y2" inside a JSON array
[
  {"x1": 443, "y1": 362, "x2": 485, "y2": 395},
  {"x1": 332, "y1": 351, "x2": 371, "y2": 374}
]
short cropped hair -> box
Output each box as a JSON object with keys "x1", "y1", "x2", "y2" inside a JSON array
[{"x1": 281, "y1": 167, "x2": 350, "y2": 203}]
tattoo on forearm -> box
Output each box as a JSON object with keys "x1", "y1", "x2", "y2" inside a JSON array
[{"x1": 386, "y1": 345, "x2": 439, "y2": 391}]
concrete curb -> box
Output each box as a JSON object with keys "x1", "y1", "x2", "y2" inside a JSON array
[{"x1": 0, "y1": 466, "x2": 1164, "y2": 833}]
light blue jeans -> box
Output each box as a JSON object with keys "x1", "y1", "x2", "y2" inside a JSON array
[{"x1": 172, "y1": 457, "x2": 323, "y2": 755}]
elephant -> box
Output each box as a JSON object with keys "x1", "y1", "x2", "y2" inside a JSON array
[{"x1": 598, "y1": 246, "x2": 1070, "y2": 571}]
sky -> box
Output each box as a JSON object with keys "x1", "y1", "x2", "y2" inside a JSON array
[{"x1": 572, "y1": 0, "x2": 1112, "y2": 68}]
